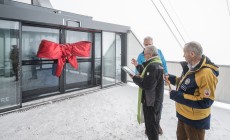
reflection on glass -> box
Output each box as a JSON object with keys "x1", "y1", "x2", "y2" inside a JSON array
[
  {"x1": 66, "y1": 20, "x2": 80, "y2": 28},
  {"x1": 10, "y1": 45, "x2": 19, "y2": 81},
  {"x1": 22, "y1": 64, "x2": 58, "y2": 91},
  {"x1": 11, "y1": 0, "x2": 31, "y2": 4},
  {"x1": 65, "y1": 62, "x2": 92, "y2": 88},
  {"x1": 66, "y1": 30, "x2": 92, "y2": 58},
  {"x1": 65, "y1": 30, "x2": 93, "y2": 90},
  {"x1": 22, "y1": 26, "x2": 59, "y2": 60},
  {"x1": 116, "y1": 34, "x2": 121, "y2": 83},
  {"x1": 0, "y1": 20, "x2": 20, "y2": 110},
  {"x1": 102, "y1": 32, "x2": 116, "y2": 86},
  {"x1": 94, "y1": 33, "x2": 102, "y2": 85},
  {"x1": 21, "y1": 26, "x2": 59, "y2": 92}
]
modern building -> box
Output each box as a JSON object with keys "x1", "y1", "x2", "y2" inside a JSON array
[
  {"x1": 0, "y1": 0, "x2": 137, "y2": 113},
  {"x1": 2, "y1": 0, "x2": 229, "y2": 115}
]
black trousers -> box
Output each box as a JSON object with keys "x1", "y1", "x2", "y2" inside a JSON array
[
  {"x1": 143, "y1": 104, "x2": 159, "y2": 140},
  {"x1": 12, "y1": 62, "x2": 18, "y2": 80},
  {"x1": 31, "y1": 65, "x2": 37, "y2": 78}
]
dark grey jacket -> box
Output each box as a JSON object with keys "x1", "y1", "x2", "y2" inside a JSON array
[{"x1": 133, "y1": 57, "x2": 164, "y2": 113}]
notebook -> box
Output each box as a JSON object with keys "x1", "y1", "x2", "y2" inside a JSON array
[{"x1": 121, "y1": 66, "x2": 135, "y2": 76}]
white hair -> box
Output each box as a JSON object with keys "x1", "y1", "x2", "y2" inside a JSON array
[
  {"x1": 184, "y1": 41, "x2": 203, "y2": 57},
  {"x1": 145, "y1": 45, "x2": 158, "y2": 56},
  {"x1": 144, "y1": 36, "x2": 153, "y2": 42}
]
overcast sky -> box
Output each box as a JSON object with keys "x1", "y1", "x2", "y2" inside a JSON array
[
  {"x1": 50, "y1": 0, "x2": 230, "y2": 65},
  {"x1": 14, "y1": 0, "x2": 230, "y2": 65}
]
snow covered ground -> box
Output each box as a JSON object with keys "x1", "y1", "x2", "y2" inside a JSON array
[{"x1": 0, "y1": 83, "x2": 230, "y2": 140}]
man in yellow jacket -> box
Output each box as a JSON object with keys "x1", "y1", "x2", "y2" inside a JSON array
[{"x1": 167, "y1": 41, "x2": 219, "y2": 140}]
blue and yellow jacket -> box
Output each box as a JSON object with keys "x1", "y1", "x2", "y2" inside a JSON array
[{"x1": 168, "y1": 55, "x2": 219, "y2": 129}]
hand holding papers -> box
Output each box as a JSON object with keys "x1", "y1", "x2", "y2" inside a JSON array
[{"x1": 121, "y1": 66, "x2": 135, "y2": 77}]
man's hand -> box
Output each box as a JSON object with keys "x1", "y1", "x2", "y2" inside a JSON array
[
  {"x1": 164, "y1": 75, "x2": 172, "y2": 92},
  {"x1": 164, "y1": 75, "x2": 170, "y2": 85},
  {"x1": 131, "y1": 58, "x2": 138, "y2": 66}
]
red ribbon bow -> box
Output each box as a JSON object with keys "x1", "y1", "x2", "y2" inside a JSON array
[{"x1": 37, "y1": 40, "x2": 91, "y2": 77}]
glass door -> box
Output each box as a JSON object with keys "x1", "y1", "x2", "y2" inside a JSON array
[
  {"x1": 94, "y1": 33, "x2": 102, "y2": 85},
  {"x1": 64, "y1": 30, "x2": 93, "y2": 91},
  {"x1": 102, "y1": 32, "x2": 116, "y2": 87},
  {"x1": 21, "y1": 26, "x2": 59, "y2": 101},
  {"x1": 0, "y1": 20, "x2": 20, "y2": 111}
]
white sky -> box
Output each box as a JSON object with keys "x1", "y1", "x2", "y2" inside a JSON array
[
  {"x1": 49, "y1": 0, "x2": 230, "y2": 66},
  {"x1": 13, "y1": 0, "x2": 230, "y2": 65}
]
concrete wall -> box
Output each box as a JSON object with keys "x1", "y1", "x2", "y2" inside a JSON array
[
  {"x1": 126, "y1": 30, "x2": 230, "y2": 104},
  {"x1": 126, "y1": 30, "x2": 143, "y2": 82}
]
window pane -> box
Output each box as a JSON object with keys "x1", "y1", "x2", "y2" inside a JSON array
[
  {"x1": 94, "y1": 33, "x2": 101, "y2": 85},
  {"x1": 21, "y1": 64, "x2": 59, "y2": 91},
  {"x1": 65, "y1": 62, "x2": 92, "y2": 89},
  {"x1": 102, "y1": 32, "x2": 116, "y2": 86},
  {"x1": 21, "y1": 26, "x2": 59, "y2": 92},
  {"x1": 22, "y1": 26, "x2": 59, "y2": 60},
  {"x1": 11, "y1": 0, "x2": 31, "y2": 4},
  {"x1": 66, "y1": 31, "x2": 92, "y2": 58},
  {"x1": 65, "y1": 30, "x2": 93, "y2": 90},
  {"x1": 0, "y1": 20, "x2": 20, "y2": 110},
  {"x1": 116, "y1": 34, "x2": 121, "y2": 82}
]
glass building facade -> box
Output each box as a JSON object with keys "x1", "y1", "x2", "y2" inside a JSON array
[{"x1": 0, "y1": 1, "x2": 130, "y2": 112}]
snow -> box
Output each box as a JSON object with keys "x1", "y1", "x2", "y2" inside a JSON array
[{"x1": 0, "y1": 83, "x2": 230, "y2": 140}]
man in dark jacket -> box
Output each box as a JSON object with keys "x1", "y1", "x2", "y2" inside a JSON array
[
  {"x1": 10, "y1": 45, "x2": 19, "y2": 81},
  {"x1": 130, "y1": 45, "x2": 164, "y2": 140}
]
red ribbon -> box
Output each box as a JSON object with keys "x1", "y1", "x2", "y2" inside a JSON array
[{"x1": 37, "y1": 40, "x2": 91, "y2": 77}]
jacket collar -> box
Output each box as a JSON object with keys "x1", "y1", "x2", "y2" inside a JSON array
[
  {"x1": 143, "y1": 56, "x2": 161, "y2": 66},
  {"x1": 189, "y1": 55, "x2": 219, "y2": 76}
]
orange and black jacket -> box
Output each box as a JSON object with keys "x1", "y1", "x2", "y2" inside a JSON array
[{"x1": 168, "y1": 55, "x2": 219, "y2": 129}]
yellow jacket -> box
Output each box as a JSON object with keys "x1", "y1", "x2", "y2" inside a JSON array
[{"x1": 169, "y1": 55, "x2": 219, "y2": 129}]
